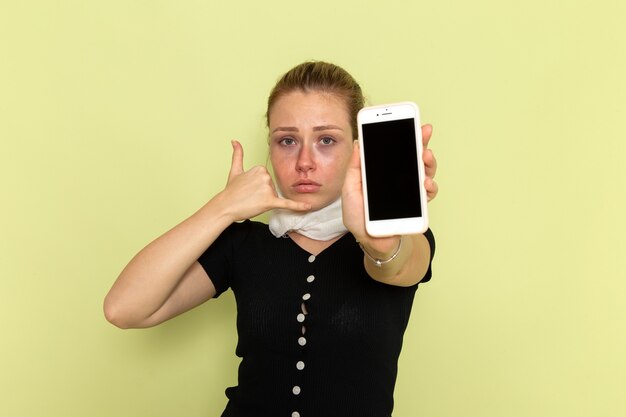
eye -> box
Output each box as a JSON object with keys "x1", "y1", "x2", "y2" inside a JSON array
[
  {"x1": 320, "y1": 136, "x2": 335, "y2": 145},
  {"x1": 279, "y1": 137, "x2": 296, "y2": 146}
]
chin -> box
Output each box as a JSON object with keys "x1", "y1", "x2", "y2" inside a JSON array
[
  {"x1": 280, "y1": 187, "x2": 339, "y2": 211},
  {"x1": 303, "y1": 196, "x2": 339, "y2": 212}
]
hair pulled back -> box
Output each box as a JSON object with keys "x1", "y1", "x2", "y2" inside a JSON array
[{"x1": 266, "y1": 61, "x2": 365, "y2": 138}]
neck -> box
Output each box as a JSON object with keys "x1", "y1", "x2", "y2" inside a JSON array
[
  {"x1": 268, "y1": 197, "x2": 347, "y2": 241},
  {"x1": 288, "y1": 231, "x2": 345, "y2": 256}
]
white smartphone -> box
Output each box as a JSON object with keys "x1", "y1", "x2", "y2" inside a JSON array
[{"x1": 357, "y1": 102, "x2": 428, "y2": 237}]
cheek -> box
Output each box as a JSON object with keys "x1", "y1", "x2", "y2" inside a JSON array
[
  {"x1": 315, "y1": 153, "x2": 351, "y2": 188},
  {"x1": 269, "y1": 148, "x2": 285, "y2": 170},
  {"x1": 318, "y1": 146, "x2": 352, "y2": 170},
  {"x1": 269, "y1": 152, "x2": 291, "y2": 190}
]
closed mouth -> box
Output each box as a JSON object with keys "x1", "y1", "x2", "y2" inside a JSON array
[
  {"x1": 292, "y1": 180, "x2": 322, "y2": 193},
  {"x1": 292, "y1": 180, "x2": 321, "y2": 187}
]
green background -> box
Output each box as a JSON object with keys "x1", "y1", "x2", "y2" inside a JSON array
[{"x1": 1, "y1": 1, "x2": 624, "y2": 416}]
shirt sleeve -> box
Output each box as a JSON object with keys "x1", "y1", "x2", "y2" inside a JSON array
[
  {"x1": 197, "y1": 221, "x2": 250, "y2": 298},
  {"x1": 419, "y1": 227, "x2": 436, "y2": 284}
]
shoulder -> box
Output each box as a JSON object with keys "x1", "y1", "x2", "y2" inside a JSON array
[{"x1": 199, "y1": 220, "x2": 271, "y2": 262}]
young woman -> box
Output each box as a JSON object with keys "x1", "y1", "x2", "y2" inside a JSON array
[{"x1": 104, "y1": 61, "x2": 438, "y2": 417}]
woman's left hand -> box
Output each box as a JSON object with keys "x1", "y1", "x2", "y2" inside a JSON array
[{"x1": 342, "y1": 124, "x2": 438, "y2": 253}]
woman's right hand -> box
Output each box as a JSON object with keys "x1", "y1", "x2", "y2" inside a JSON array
[
  {"x1": 219, "y1": 140, "x2": 311, "y2": 222},
  {"x1": 103, "y1": 140, "x2": 311, "y2": 329}
]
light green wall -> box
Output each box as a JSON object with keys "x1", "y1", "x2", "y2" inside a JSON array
[{"x1": 1, "y1": 1, "x2": 624, "y2": 416}]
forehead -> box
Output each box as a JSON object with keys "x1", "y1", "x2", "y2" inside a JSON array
[{"x1": 268, "y1": 90, "x2": 350, "y2": 129}]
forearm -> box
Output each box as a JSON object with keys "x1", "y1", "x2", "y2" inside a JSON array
[
  {"x1": 362, "y1": 233, "x2": 431, "y2": 287},
  {"x1": 103, "y1": 191, "x2": 235, "y2": 327}
]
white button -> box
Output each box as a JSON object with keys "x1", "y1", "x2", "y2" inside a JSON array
[
  {"x1": 308, "y1": 255, "x2": 315, "y2": 263},
  {"x1": 292, "y1": 385, "x2": 301, "y2": 395},
  {"x1": 296, "y1": 361, "x2": 305, "y2": 370},
  {"x1": 307, "y1": 275, "x2": 315, "y2": 283},
  {"x1": 292, "y1": 412, "x2": 300, "y2": 417},
  {"x1": 298, "y1": 336, "x2": 307, "y2": 346},
  {"x1": 302, "y1": 293, "x2": 311, "y2": 301},
  {"x1": 297, "y1": 313, "x2": 305, "y2": 323}
]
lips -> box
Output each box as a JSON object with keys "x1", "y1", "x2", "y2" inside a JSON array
[{"x1": 292, "y1": 180, "x2": 321, "y2": 193}]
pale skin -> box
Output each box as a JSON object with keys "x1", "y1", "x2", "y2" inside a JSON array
[{"x1": 103, "y1": 90, "x2": 438, "y2": 329}]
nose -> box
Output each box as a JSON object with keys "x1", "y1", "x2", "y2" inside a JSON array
[{"x1": 296, "y1": 143, "x2": 316, "y2": 173}]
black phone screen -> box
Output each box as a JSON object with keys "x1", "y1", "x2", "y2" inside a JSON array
[{"x1": 361, "y1": 118, "x2": 423, "y2": 220}]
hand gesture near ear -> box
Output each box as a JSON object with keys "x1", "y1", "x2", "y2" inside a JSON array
[
  {"x1": 219, "y1": 140, "x2": 311, "y2": 222},
  {"x1": 104, "y1": 140, "x2": 311, "y2": 329}
]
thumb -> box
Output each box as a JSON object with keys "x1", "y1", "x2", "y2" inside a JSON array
[
  {"x1": 228, "y1": 140, "x2": 244, "y2": 182},
  {"x1": 345, "y1": 140, "x2": 362, "y2": 182},
  {"x1": 342, "y1": 141, "x2": 364, "y2": 204}
]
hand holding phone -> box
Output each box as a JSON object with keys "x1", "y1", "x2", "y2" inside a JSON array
[{"x1": 357, "y1": 102, "x2": 429, "y2": 237}]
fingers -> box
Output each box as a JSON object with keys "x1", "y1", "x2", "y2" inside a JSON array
[
  {"x1": 425, "y1": 177, "x2": 439, "y2": 202},
  {"x1": 423, "y1": 148, "x2": 437, "y2": 179},
  {"x1": 421, "y1": 124, "x2": 433, "y2": 149},
  {"x1": 273, "y1": 197, "x2": 312, "y2": 212},
  {"x1": 421, "y1": 124, "x2": 438, "y2": 201},
  {"x1": 420, "y1": 125, "x2": 437, "y2": 179},
  {"x1": 228, "y1": 140, "x2": 244, "y2": 182}
]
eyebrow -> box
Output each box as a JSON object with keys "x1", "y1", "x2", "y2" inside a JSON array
[{"x1": 271, "y1": 125, "x2": 344, "y2": 134}]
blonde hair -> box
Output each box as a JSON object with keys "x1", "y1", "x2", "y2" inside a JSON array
[{"x1": 266, "y1": 61, "x2": 365, "y2": 138}]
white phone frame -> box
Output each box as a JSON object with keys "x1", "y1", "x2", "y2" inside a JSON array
[{"x1": 357, "y1": 101, "x2": 429, "y2": 237}]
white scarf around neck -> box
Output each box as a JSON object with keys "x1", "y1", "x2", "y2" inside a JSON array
[{"x1": 269, "y1": 197, "x2": 347, "y2": 241}]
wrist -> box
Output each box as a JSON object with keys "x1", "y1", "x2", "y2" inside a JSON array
[
  {"x1": 198, "y1": 190, "x2": 238, "y2": 225},
  {"x1": 359, "y1": 237, "x2": 403, "y2": 268},
  {"x1": 357, "y1": 235, "x2": 401, "y2": 258}
]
